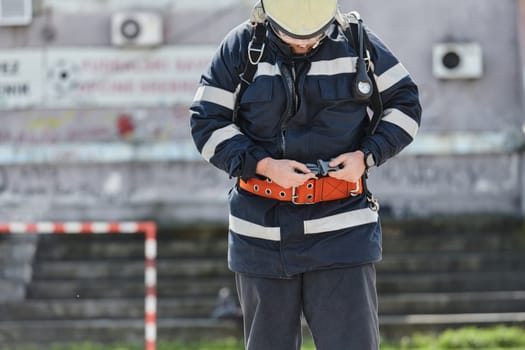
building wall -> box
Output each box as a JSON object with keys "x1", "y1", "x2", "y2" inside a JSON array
[{"x1": 0, "y1": 0, "x2": 523, "y2": 224}]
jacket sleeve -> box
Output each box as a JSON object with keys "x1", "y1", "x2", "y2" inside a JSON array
[
  {"x1": 359, "y1": 26, "x2": 422, "y2": 166},
  {"x1": 189, "y1": 23, "x2": 271, "y2": 178}
]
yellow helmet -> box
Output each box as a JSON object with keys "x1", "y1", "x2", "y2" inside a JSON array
[{"x1": 261, "y1": 0, "x2": 338, "y2": 39}]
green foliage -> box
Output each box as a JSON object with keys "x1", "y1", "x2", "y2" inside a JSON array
[
  {"x1": 388, "y1": 326, "x2": 525, "y2": 350},
  {"x1": 2, "y1": 326, "x2": 524, "y2": 350},
  {"x1": 437, "y1": 326, "x2": 525, "y2": 349}
]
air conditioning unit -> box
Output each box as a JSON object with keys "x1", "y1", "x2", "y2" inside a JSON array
[
  {"x1": 0, "y1": 0, "x2": 32, "y2": 26},
  {"x1": 433, "y1": 42, "x2": 483, "y2": 80},
  {"x1": 111, "y1": 12, "x2": 163, "y2": 47}
]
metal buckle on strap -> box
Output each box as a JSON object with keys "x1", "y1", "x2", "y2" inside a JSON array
[
  {"x1": 349, "y1": 180, "x2": 361, "y2": 197},
  {"x1": 291, "y1": 186, "x2": 299, "y2": 204},
  {"x1": 248, "y1": 41, "x2": 265, "y2": 65},
  {"x1": 291, "y1": 186, "x2": 316, "y2": 205}
]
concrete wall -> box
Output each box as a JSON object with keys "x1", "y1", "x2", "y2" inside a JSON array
[
  {"x1": 350, "y1": 0, "x2": 525, "y2": 216},
  {"x1": 0, "y1": 0, "x2": 523, "y2": 224}
]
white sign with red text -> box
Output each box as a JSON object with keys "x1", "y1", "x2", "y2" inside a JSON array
[{"x1": 44, "y1": 46, "x2": 215, "y2": 107}]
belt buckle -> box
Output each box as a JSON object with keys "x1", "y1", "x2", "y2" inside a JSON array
[
  {"x1": 291, "y1": 184, "x2": 316, "y2": 205},
  {"x1": 306, "y1": 160, "x2": 335, "y2": 177},
  {"x1": 315, "y1": 160, "x2": 339, "y2": 177},
  {"x1": 305, "y1": 162, "x2": 320, "y2": 176}
]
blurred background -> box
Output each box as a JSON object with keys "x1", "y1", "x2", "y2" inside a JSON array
[{"x1": 0, "y1": 0, "x2": 524, "y2": 348}]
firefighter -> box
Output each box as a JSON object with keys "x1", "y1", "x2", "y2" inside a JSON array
[{"x1": 190, "y1": 0, "x2": 421, "y2": 349}]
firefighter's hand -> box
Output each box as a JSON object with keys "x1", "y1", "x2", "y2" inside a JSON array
[
  {"x1": 327, "y1": 151, "x2": 366, "y2": 182},
  {"x1": 256, "y1": 157, "x2": 317, "y2": 188}
]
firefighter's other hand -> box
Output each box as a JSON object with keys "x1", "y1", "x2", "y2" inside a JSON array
[
  {"x1": 327, "y1": 151, "x2": 365, "y2": 182},
  {"x1": 256, "y1": 157, "x2": 317, "y2": 188}
]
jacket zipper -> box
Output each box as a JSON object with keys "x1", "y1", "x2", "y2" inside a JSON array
[{"x1": 280, "y1": 61, "x2": 298, "y2": 157}]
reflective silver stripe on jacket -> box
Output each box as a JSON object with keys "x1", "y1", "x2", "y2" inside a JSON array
[
  {"x1": 381, "y1": 108, "x2": 419, "y2": 139},
  {"x1": 233, "y1": 57, "x2": 406, "y2": 85},
  {"x1": 252, "y1": 57, "x2": 359, "y2": 78},
  {"x1": 375, "y1": 62, "x2": 410, "y2": 93},
  {"x1": 229, "y1": 214, "x2": 281, "y2": 241},
  {"x1": 201, "y1": 124, "x2": 243, "y2": 161},
  {"x1": 304, "y1": 207, "x2": 378, "y2": 235},
  {"x1": 229, "y1": 207, "x2": 378, "y2": 240},
  {"x1": 254, "y1": 62, "x2": 281, "y2": 78},
  {"x1": 308, "y1": 57, "x2": 358, "y2": 76},
  {"x1": 193, "y1": 85, "x2": 236, "y2": 111},
  {"x1": 194, "y1": 61, "x2": 408, "y2": 110}
]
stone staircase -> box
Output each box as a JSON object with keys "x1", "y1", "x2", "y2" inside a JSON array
[
  {"x1": 0, "y1": 229, "x2": 240, "y2": 345},
  {"x1": 0, "y1": 218, "x2": 524, "y2": 345},
  {"x1": 377, "y1": 218, "x2": 525, "y2": 337}
]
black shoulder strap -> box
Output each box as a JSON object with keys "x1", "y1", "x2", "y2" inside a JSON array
[
  {"x1": 345, "y1": 20, "x2": 384, "y2": 136},
  {"x1": 345, "y1": 16, "x2": 383, "y2": 210},
  {"x1": 232, "y1": 23, "x2": 266, "y2": 124}
]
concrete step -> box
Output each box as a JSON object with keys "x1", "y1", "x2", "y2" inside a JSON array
[
  {"x1": 0, "y1": 235, "x2": 37, "y2": 302},
  {"x1": 6, "y1": 291, "x2": 525, "y2": 322},
  {"x1": 27, "y1": 277, "x2": 235, "y2": 299},
  {"x1": 380, "y1": 218, "x2": 525, "y2": 253},
  {"x1": 377, "y1": 252, "x2": 525, "y2": 273},
  {"x1": 28, "y1": 270, "x2": 525, "y2": 299},
  {"x1": 34, "y1": 232, "x2": 525, "y2": 259},
  {"x1": 35, "y1": 235, "x2": 228, "y2": 260},
  {"x1": 0, "y1": 298, "x2": 218, "y2": 321},
  {"x1": 382, "y1": 234, "x2": 524, "y2": 253},
  {"x1": 0, "y1": 279, "x2": 25, "y2": 302},
  {"x1": 0, "y1": 318, "x2": 242, "y2": 345},
  {"x1": 93, "y1": 272, "x2": 517, "y2": 298},
  {"x1": 380, "y1": 312, "x2": 525, "y2": 338},
  {"x1": 32, "y1": 258, "x2": 231, "y2": 280},
  {"x1": 0, "y1": 235, "x2": 38, "y2": 264},
  {"x1": 0, "y1": 263, "x2": 33, "y2": 284},
  {"x1": 32, "y1": 251, "x2": 525, "y2": 281},
  {"x1": 379, "y1": 291, "x2": 525, "y2": 315},
  {"x1": 377, "y1": 271, "x2": 525, "y2": 293}
]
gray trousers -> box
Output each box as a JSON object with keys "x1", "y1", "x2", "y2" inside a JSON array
[{"x1": 235, "y1": 264, "x2": 379, "y2": 350}]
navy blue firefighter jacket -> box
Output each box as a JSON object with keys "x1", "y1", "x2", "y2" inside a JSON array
[{"x1": 190, "y1": 19, "x2": 422, "y2": 278}]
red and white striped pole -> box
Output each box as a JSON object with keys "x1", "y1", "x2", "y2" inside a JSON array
[
  {"x1": 0, "y1": 221, "x2": 158, "y2": 350},
  {"x1": 142, "y1": 222, "x2": 157, "y2": 350}
]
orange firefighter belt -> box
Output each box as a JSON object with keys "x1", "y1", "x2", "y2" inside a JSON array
[{"x1": 239, "y1": 176, "x2": 363, "y2": 205}]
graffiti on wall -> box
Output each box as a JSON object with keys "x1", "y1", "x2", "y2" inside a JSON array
[
  {"x1": 0, "y1": 161, "x2": 232, "y2": 220},
  {"x1": 367, "y1": 154, "x2": 521, "y2": 215},
  {"x1": 0, "y1": 162, "x2": 230, "y2": 202},
  {"x1": 0, "y1": 154, "x2": 519, "y2": 220},
  {"x1": 0, "y1": 105, "x2": 192, "y2": 144}
]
